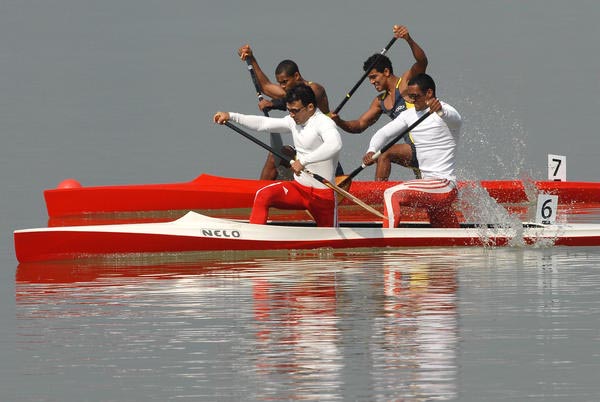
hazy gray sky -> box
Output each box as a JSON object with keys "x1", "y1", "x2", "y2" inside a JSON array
[{"x1": 1, "y1": 0, "x2": 599, "y2": 225}]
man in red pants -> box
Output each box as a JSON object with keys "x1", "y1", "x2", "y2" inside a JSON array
[
  {"x1": 362, "y1": 73, "x2": 462, "y2": 228},
  {"x1": 214, "y1": 84, "x2": 342, "y2": 227}
]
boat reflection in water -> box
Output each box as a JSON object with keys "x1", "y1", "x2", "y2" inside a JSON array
[
  {"x1": 16, "y1": 250, "x2": 460, "y2": 401},
  {"x1": 377, "y1": 258, "x2": 458, "y2": 398}
]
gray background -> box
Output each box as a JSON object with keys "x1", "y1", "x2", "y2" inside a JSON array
[
  {"x1": 1, "y1": 0, "x2": 599, "y2": 394},
  {"x1": 2, "y1": 1, "x2": 599, "y2": 223}
]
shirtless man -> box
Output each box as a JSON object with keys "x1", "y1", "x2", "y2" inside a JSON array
[
  {"x1": 331, "y1": 25, "x2": 428, "y2": 180},
  {"x1": 238, "y1": 44, "x2": 331, "y2": 180}
]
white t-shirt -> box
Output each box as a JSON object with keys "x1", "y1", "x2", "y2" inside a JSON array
[
  {"x1": 229, "y1": 110, "x2": 342, "y2": 189},
  {"x1": 367, "y1": 101, "x2": 462, "y2": 182}
]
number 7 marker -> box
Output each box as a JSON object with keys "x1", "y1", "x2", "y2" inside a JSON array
[{"x1": 548, "y1": 154, "x2": 566, "y2": 181}]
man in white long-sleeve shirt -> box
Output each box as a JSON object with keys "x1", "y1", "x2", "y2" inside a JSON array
[
  {"x1": 214, "y1": 84, "x2": 343, "y2": 227},
  {"x1": 363, "y1": 73, "x2": 462, "y2": 228}
]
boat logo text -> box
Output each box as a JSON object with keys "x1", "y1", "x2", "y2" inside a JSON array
[{"x1": 201, "y1": 228, "x2": 241, "y2": 238}]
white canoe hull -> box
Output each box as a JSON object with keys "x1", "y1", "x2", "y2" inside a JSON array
[{"x1": 14, "y1": 212, "x2": 600, "y2": 263}]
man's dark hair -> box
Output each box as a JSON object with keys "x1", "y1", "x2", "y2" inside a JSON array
[
  {"x1": 408, "y1": 73, "x2": 436, "y2": 97},
  {"x1": 275, "y1": 59, "x2": 300, "y2": 76},
  {"x1": 363, "y1": 54, "x2": 393, "y2": 74},
  {"x1": 285, "y1": 83, "x2": 316, "y2": 107}
]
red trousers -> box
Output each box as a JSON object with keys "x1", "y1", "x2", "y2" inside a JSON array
[
  {"x1": 250, "y1": 181, "x2": 337, "y2": 227},
  {"x1": 383, "y1": 178, "x2": 459, "y2": 228}
]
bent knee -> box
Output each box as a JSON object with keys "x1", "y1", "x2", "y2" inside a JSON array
[
  {"x1": 382, "y1": 146, "x2": 413, "y2": 167},
  {"x1": 265, "y1": 153, "x2": 277, "y2": 165}
]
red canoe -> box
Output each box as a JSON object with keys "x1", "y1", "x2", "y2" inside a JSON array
[{"x1": 44, "y1": 173, "x2": 600, "y2": 222}]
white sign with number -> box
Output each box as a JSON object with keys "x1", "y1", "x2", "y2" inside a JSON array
[
  {"x1": 536, "y1": 194, "x2": 558, "y2": 225},
  {"x1": 548, "y1": 154, "x2": 566, "y2": 181}
]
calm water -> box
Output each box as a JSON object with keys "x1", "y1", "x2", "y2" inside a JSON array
[{"x1": 11, "y1": 240, "x2": 600, "y2": 401}]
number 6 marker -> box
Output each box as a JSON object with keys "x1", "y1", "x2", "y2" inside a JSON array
[{"x1": 536, "y1": 194, "x2": 558, "y2": 225}]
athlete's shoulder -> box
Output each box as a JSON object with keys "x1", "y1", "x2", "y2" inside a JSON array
[
  {"x1": 306, "y1": 80, "x2": 325, "y2": 94},
  {"x1": 307, "y1": 80, "x2": 323, "y2": 89},
  {"x1": 440, "y1": 100, "x2": 458, "y2": 110},
  {"x1": 312, "y1": 109, "x2": 331, "y2": 121},
  {"x1": 281, "y1": 114, "x2": 296, "y2": 126},
  {"x1": 311, "y1": 110, "x2": 337, "y2": 126}
]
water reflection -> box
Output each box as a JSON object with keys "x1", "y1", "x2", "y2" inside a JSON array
[
  {"x1": 245, "y1": 264, "x2": 343, "y2": 400},
  {"x1": 375, "y1": 258, "x2": 458, "y2": 399},
  {"x1": 16, "y1": 245, "x2": 600, "y2": 401},
  {"x1": 16, "y1": 251, "x2": 463, "y2": 401}
]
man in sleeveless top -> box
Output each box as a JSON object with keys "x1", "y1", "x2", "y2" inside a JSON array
[
  {"x1": 214, "y1": 84, "x2": 343, "y2": 227},
  {"x1": 330, "y1": 25, "x2": 428, "y2": 181},
  {"x1": 238, "y1": 45, "x2": 334, "y2": 180},
  {"x1": 364, "y1": 74, "x2": 462, "y2": 228}
]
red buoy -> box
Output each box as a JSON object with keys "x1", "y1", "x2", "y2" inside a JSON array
[{"x1": 57, "y1": 178, "x2": 82, "y2": 189}]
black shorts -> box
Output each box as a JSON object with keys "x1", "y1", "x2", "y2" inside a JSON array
[{"x1": 393, "y1": 139, "x2": 420, "y2": 179}]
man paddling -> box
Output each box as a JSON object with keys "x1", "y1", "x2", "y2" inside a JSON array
[
  {"x1": 214, "y1": 84, "x2": 343, "y2": 227},
  {"x1": 238, "y1": 44, "x2": 334, "y2": 180},
  {"x1": 364, "y1": 73, "x2": 462, "y2": 228},
  {"x1": 331, "y1": 25, "x2": 428, "y2": 181}
]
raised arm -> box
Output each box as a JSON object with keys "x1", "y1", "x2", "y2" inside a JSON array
[
  {"x1": 238, "y1": 44, "x2": 285, "y2": 99},
  {"x1": 393, "y1": 26, "x2": 429, "y2": 92}
]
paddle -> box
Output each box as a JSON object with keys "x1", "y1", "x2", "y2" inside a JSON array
[
  {"x1": 244, "y1": 58, "x2": 284, "y2": 161},
  {"x1": 332, "y1": 37, "x2": 397, "y2": 114},
  {"x1": 223, "y1": 121, "x2": 386, "y2": 220},
  {"x1": 329, "y1": 37, "x2": 398, "y2": 191},
  {"x1": 337, "y1": 110, "x2": 433, "y2": 187}
]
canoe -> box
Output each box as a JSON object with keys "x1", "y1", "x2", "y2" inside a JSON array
[
  {"x1": 44, "y1": 174, "x2": 600, "y2": 221},
  {"x1": 14, "y1": 211, "x2": 600, "y2": 263}
]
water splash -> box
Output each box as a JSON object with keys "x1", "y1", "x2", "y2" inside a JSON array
[
  {"x1": 449, "y1": 78, "x2": 536, "y2": 181},
  {"x1": 458, "y1": 182, "x2": 525, "y2": 247}
]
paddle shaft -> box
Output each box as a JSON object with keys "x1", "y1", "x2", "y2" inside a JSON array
[
  {"x1": 333, "y1": 37, "x2": 397, "y2": 114},
  {"x1": 244, "y1": 58, "x2": 284, "y2": 154},
  {"x1": 245, "y1": 58, "x2": 268, "y2": 117},
  {"x1": 338, "y1": 110, "x2": 433, "y2": 187},
  {"x1": 224, "y1": 121, "x2": 386, "y2": 220}
]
